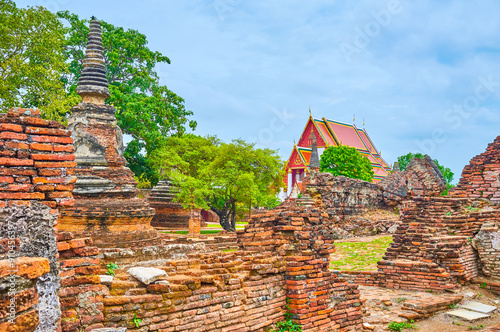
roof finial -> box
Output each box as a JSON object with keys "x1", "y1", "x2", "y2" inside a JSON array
[
  {"x1": 363, "y1": 118, "x2": 365, "y2": 127},
  {"x1": 91, "y1": 15, "x2": 96, "y2": 20},
  {"x1": 76, "y1": 18, "x2": 110, "y2": 104},
  {"x1": 309, "y1": 106, "x2": 311, "y2": 116},
  {"x1": 353, "y1": 114, "x2": 356, "y2": 123}
]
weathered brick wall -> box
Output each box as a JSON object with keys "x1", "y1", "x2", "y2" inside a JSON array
[
  {"x1": 57, "y1": 231, "x2": 105, "y2": 332},
  {"x1": 0, "y1": 256, "x2": 50, "y2": 331},
  {"x1": 453, "y1": 135, "x2": 500, "y2": 202},
  {"x1": 239, "y1": 205, "x2": 363, "y2": 331},
  {"x1": 473, "y1": 222, "x2": 500, "y2": 278},
  {"x1": 404, "y1": 155, "x2": 446, "y2": 197},
  {"x1": 98, "y1": 252, "x2": 286, "y2": 332},
  {"x1": 0, "y1": 107, "x2": 75, "y2": 208},
  {"x1": 305, "y1": 173, "x2": 385, "y2": 218},
  {"x1": 379, "y1": 155, "x2": 447, "y2": 202},
  {"x1": 377, "y1": 197, "x2": 498, "y2": 290},
  {"x1": 0, "y1": 108, "x2": 76, "y2": 332}
]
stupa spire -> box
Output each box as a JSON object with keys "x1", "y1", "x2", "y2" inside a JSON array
[
  {"x1": 309, "y1": 137, "x2": 320, "y2": 168},
  {"x1": 76, "y1": 17, "x2": 110, "y2": 104}
]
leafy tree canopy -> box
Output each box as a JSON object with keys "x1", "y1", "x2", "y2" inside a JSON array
[
  {"x1": 319, "y1": 145, "x2": 374, "y2": 182},
  {"x1": 151, "y1": 135, "x2": 284, "y2": 231},
  {"x1": 57, "y1": 11, "x2": 197, "y2": 184},
  {"x1": 0, "y1": 1, "x2": 78, "y2": 118},
  {"x1": 397, "y1": 152, "x2": 454, "y2": 185}
]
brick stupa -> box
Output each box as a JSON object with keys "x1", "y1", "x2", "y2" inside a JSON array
[
  {"x1": 58, "y1": 18, "x2": 159, "y2": 248},
  {"x1": 149, "y1": 179, "x2": 191, "y2": 229}
]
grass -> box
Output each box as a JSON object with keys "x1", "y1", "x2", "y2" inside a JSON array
[
  {"x1": 329, "y1": 235, "x2": 393, "y2": 271},
  {"x1": 174, "y1": 230, "x2": 224, "y2": 235},
  {"x1": 204, "y1": 221, "x2": 248, "y2": 230}
]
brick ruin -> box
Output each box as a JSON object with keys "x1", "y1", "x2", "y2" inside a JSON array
[
  {"x1": 0, "y1": 106, "x2": 364, "y2": 331},
  {"x1": 1, "y1": 17, "x2": 500, "y2": 332},
  {"x1": 1, "y1": 103, "x2": 500, "y2": 331},
  {"x1": 452, "y1": 135, "x2": 500, "y2": 202},
  {"x1": 57, "y1": 19, "x2": 159, "y2": 249}
]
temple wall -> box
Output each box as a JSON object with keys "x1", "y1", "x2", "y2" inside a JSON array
[{"x1": 452, "y1": 135, "x2": 500, "y2": 202}]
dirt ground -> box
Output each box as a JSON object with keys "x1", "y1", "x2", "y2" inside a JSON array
[{"x1": 361, "y1": 283, "x2": 500, "y2": 331}]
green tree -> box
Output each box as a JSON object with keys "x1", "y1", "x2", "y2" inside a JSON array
[
  {"x1": 152, "y1": 135, "x2": 284, "y2": 231},
  {"x1": 57, "y1": 12, "x2": 196, "y2": 184},
  {"x1": 320, "y1": 145, "x2": 374, "y2": 182},
  {"x1": 0, "y1": 1, "x2": 78, "y2": 119},
  {"x1": 397, "y1": 152, "x2": 454, "y2": 185}
]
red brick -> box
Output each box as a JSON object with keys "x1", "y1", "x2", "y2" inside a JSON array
[
  {"x1": 38, "y1": 169, "x2": 62, "y2": 176},
  {"x1": 34, "y1": 161, "x2": 77, "y2": 168},
  {"x1": 30, "y1": 143, "x2": 53, "y2": 151},
  {"x1": 0, "y1": 168, "x2": 36, "y2": 176},
  {"x1": 4, "y1": 184, "x2": 32, "y2": 192},
  {"x1": 0, "y1": 176, "x2": 14, "y2": 183},
  {"x1": 0, "y1": 158, "x2": 33, "y2": 166},
  {"x1": 0, "y1": 123, "x2": 23, "y2": 132},
  {"x1": 0, "y1": 257, "x2": 50, "y2": 279},
  {"x1": 0, "y1": 192, "x2": 44, "y2": 200},
  {"x1": 53, "y1": 144, "x2": 75, "y2": 153},
  {"x1": 55, "y1": 184, "x2": 74, "y2": 191},
  {"x1": 0, "y1": 132, "x2": 27, "y2": 140},
  {"x1": 35, "y1": 184, "x2": 56, "y2": 192},
  {"x1": 25, "y1": 127, "x2": 70, "y2": 136},
  {"x1": 31, "y1": 154, "x2": 75, "y2": 161},
  {"x1": 33, "y1": 177, "x2": 76, "y2": 184},
  {"x1": 4, "y1": 141, "x2": 29, "y2": 150},
  {"x1": 30, "y1": 135, "x2": 73, "y2": 144},
  {"x1": 58, "y1": 198, "x2": 75, "y2": 207},
  {"x1": 57, "y1": 241, "x2": 70, "y2": 251}
]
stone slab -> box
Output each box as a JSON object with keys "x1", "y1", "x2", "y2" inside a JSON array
[
  {"x1": 461, "y1": 302, "x2": 498, "y2": 314},
  {"x1": 127, "y1": 267, "x2": 167, "y2": 285},
  {"x1": 446, "y1": 309, "x2": 490, "y2": 321},
  {"x1": 99, "y1": 274, "x2": 113, "y2": 285}
]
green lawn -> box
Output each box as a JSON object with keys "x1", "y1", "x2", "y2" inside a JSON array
[{"x1": 329, "y1": 235, "x2": 393, "y2": 271}]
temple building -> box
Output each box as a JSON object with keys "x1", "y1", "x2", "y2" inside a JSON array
[{"x1": 285, "y1": 114, "x2": 391, "y2": 196}]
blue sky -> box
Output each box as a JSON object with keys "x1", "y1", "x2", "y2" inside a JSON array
[{"x1": 17, "y1": 0, "x2": 500, "y2": 183}]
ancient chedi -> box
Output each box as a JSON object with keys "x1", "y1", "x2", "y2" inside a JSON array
[
  {"x1": 58, "y1": 18, "x2": 159, "y2": 248},
  {"x1": 149, "y1": 179, "x2": 190, "y2": 229}
]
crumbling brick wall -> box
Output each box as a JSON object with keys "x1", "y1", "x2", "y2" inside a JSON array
[
  {"x1": 473, "y1": 222, "x2": 500, "y2": 278},
  {"x1": 379, "y1": 155, "x2": 447, "y2": 202},
  {"x1": 0, "y1": 107, "x2": 77, "y2": 331},
  {"x1": 378, "y1": 197, "x2": 498, "y2": 291},
  {"x1": 0, "y1": 108, "x2": 75, "y2": 208},
  {"x1": 305, "y1": 172, "x2": 385, "y2": 217},
  {"x1": 453, "y1": 135, "x2": 500, "y2": 202},
  {"x1": 93, "y1": 203, "x2": 362, "y2": 331}
]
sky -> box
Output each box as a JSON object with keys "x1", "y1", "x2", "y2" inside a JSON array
[{"x1": 16, "y1": 0, "x2": 500, "y2": 183}]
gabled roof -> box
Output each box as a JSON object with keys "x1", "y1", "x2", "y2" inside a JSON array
[{"x1": 287, "y1": 145, "x2": 308, "y2": 169}]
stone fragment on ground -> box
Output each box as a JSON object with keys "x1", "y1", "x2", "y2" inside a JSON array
[
  {"x1": 127, "y1": 266, "x2": 167, "y2": 284},
  {"x1": 447, "y1": 308, "x2": 490, "y2": 321},
  {"x1": 461, "y1": 301, "x2": 498, "y2": 314}
]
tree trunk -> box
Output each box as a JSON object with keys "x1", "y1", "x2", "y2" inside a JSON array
[{"x1": 210, "y1": 206, "x2": 235, "y2": 232}]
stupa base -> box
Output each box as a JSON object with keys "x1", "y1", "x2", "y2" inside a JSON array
[{"x1": 58, "y1": 198, "x2": 160, "y2": 248}]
